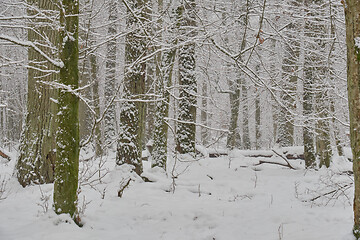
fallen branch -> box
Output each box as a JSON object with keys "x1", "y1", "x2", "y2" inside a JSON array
[
  {"x1": 244, "y1": 152, "x2": 304, "y2": 160},
  {"x1": 255, "y1": 160, "x2": 295, "y2": 169},
  {"x1": 254, "y1": 150, "x2": 297, "y2": 170},
  {"x1": 118, "y1": 178, "x2": 131, "y2": 198},
  {"x1": 209, "y1": 153, "x2": 228, "y2": 158},
  {"x1": 271, "y1": 150, "x2": 296, "y2": 170},
  {"x1": 0, "y1": 149, "x2": 10, "y2": 161},
  {"x1": 306, "y1": 183, "x2": 353, "y2": 202},
  {"x1": 246, "y1": 154, "x2": 273, "y2": 158}
]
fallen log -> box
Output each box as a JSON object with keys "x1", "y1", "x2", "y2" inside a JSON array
[
  {"x1": 246, "y1": 154, "x2": 273, "y2": 158},
  {"x1": 245, "y1": 152, "x2": 304, "y2": 160},
  {"x1": 209, "y1": 152, "x2": 228, "y2": 158}
]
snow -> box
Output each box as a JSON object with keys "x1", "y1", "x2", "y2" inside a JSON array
[
  {"x1": 0, "y1": 148, "x2": 355, "y2": 240},
  {"x1": 355, "y1": 37, "x2": 360, "y2": 49}
]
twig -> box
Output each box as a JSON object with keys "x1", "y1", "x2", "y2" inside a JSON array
[{"x1": 307, "y1": 183, "x2": 352, "y2": 202}]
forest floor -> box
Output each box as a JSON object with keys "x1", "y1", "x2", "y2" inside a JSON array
[{"x1": 0, "y1": 146, "x2": 356, "y2": 240}]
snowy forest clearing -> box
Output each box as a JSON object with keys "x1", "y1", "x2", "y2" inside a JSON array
[{"x1": 0, "y1": 148, "x2": 355, "y2": 240}]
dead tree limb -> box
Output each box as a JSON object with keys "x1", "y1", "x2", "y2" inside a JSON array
[
  {"x1": 0, "y1": 149, "x2": 10, "y2": 161},
  {"x1": 306, "y1": 183, "x2": 352, "y2": 202},
  {"x1": 271, "y1": 149, "x2": 296, "y2": 170},
  {"x1": 255, "y1": 160, "x2": 294, "y2": 169},
  {"x1": 254, "y1": 150, "x2": 297, "y2": 170},
  {"x1": 118, "y1": 178, "x2": 131, "y2": 198}
]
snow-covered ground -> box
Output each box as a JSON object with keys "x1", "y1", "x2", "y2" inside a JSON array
[{"x1": 0, "y1": 148, "x2": 355, "y2": 240}]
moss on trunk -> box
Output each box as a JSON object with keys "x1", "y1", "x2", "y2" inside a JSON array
[
  {"x1": 53, "y1": 0, "x2": 80, "y2": 218},
  {"x1": 344, "y1": 0, "x2": 360, "y2": 237}
]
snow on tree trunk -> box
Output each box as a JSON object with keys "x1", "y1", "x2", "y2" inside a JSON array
[
  {"x1": 116, "y1": 0, "x2": 150, "y2": 175},
  {"x1": 328, "y1": 2, "x2": 343, "y2": 157},
  {"x1": 344, "y1": 0, "x2": 360, "y2": 237},
  {"x1": 277, "y1": 1, "x2": 300, "y2": 147},
  {"x1": 175, "y1": 1, "x2": 197, "y2": 155},
  {"x1": 226, "y1": 80, "x2": 241, "y2": 150},
  {"x1": 152, "y1": 47, "x2": 176, "y2": 169},
  {"x1": 303, "y1": 0, "x2": 318, "y2": 168},
  {"x1": 16, "y1": 0, "x2": 58, "y2": 187},
  {"x1": 226, "y1": 2, "x2": 249, "y2": 150},
  {"x1": 53, "y1": 0, "x2": 80, "y2": 218},
  {"x1": 104, "y1": 0, "x2": 118, "y2": 146},
  {"x1": 313, "y1": 1, "x2": 332, "y2": 168},
  {"x1": 91, "y1": 53, "x2": 103, "y2": 157},
  {"x1": 242, "y1": 79, "x2": 251, "y2": 150},
  {"x1": 255, "y1": 91, "x2": 261, "y2": 150},
  {"x1": 200, "y1": 79, "x2": 208, "y2": 146}
]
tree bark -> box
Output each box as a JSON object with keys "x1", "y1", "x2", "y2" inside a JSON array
[
  {"x1": 151, "y1": 0, "x2": 176, "y2": 170},
  {"x1": 116, "y1": 0, "x2": 150, "y2": 175},
  {"x1": 344, "y1": 0, "x2": 360, "y2": 237},
  {"x1": 152, "y1": 48, "x2": 176, "y2": 169},
  {"x1": 175, "y1": 0, "x2": 197, "y2": 154},
  {"x1": 226, "y1": 1, "x2": 249, "y2": 150},
  {"x1": 16, "y1": 0, "x2": 58, "y2": 187},
  {"x1": 104, "y1": 0, "x2": 118, "y2": 146},
  {"x1": 303, "y1": 0, "x2": 318, "y2": 168},
  {"x1": 53, "y1": 0, "x2": 80, "y2": 219},
  {"x1": 278, "y1": 5, "x2": 300, "y2": 147}
]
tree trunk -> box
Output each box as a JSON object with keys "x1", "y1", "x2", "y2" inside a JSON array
[
  {"x1": 104, "y1": 0, "x2": 118, "y2": 147},
  {"x1": 78, "y1": 0, "x2": 95, "y2": 143},
  {"x1": 226, "y1": 1, "x2": 249, "y2": 150},
  {"x1": 278, "y1": 10, "x2": 300, "y2": 147},
  {"x1": 227, "y1": 77, "x2": 241, "y2": 150},
  {"x1": 175, "y1": 1, "x2": 197, "y2": 154},
  {"x1": 242, "y1": 80, "x2": 250, "y2": 150},
  {"x1": 116, "y1": 0, "x2": 150, "y2": 175},
  {"x1": 53, "y1": 0, "x2": 80, "y2": 219},
  {"x1": 152, "y1": 48, "x2": 176, "y2": 169},
  {"x1": 91, "y1": 53, "x2": 103, "y2": 157},
  {"x1": 151, "y1": 0, "x2": 176, "y2": 169},
  {"x1": 201, "y1": 79, "x2": 209, "y2": 146},
  {"x1": 329, "y1": 1, "x2": 343, "y2": 157},
  {"x1": 344, "y1": 0, "x2": 360, "y2": 237},
  {"x1": 255, "y1": 91, "x2": 261, "y2": 150},
  {"x1": 16, "y1": 0, "x2": 58, "y2": 187},
  {"x1": 314, "y1": 1, "x2": 332, "y2": 168},
  {"x1": 303, "y1": 0, "x2": 317, "y2": 168}
]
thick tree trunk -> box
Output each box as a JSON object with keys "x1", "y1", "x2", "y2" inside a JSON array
[
  {"x1": 175, "y1": 1, "x2": 197, "y2": 155},
  {"x1": 344, "y1": 0, "x2": 360, "y2": 237},
  {"x1": 54, "y1": 0, "x2": 80, "y2": 219},
  {"x1": 151, "y1": 0, "x2": 176, "y2": 170},
  {"x1": 16, "y1": 0, "x2": 58, "y2": 187},
  {"x1": 116, "y1": 0, "x2": 149, "y2": 175}
]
